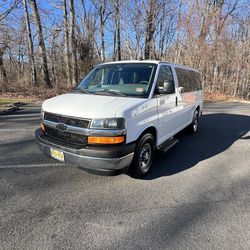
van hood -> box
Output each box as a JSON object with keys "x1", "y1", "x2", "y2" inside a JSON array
[{"x1": 42, "y1": 93, "x2": 145, "y2": 119}]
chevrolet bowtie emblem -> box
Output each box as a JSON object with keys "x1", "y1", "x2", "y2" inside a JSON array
[{"x1": 56, "y1": 123, "x2": 67, "y2": 131}]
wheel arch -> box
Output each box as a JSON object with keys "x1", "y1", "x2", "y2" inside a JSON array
[
  {"x1": 195, "y1": 105, "x2": 202, "y2": 116},
  {"x1": 135, "y1": 126, "x2": 157, "y2": 144}
]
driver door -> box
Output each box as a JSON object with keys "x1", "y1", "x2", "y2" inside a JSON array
[{"x1": 156, "y1": 65, "x2": 180, "y2": 145}]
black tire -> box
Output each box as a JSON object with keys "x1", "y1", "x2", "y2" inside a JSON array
[
  {"x1": 129, "y1": 133, "x2": 155, "y2": 178},
  {"x1": 187, "y1": 109, "x2": 199, "y2": 134}
]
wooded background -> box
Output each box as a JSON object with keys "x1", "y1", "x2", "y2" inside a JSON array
[{"x1": 0, "y1": 0, "x2": 249, "y2": 99}]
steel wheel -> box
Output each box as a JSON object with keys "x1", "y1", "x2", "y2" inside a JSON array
[
  {"x1": 193, "y1": 111, "x2": 198, "y2": 132},
  {"x1": 130, "y1": 133, "x2": 155, "y2": 178},
  {"x1": 187, "y1": 109, "x2": 199, "y2": 134},
  {"x1": 139, "y1": 143, "x2": 152, "y2": 174}
]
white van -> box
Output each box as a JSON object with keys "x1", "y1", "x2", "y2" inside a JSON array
[{"x1": 36, "y1": 60, "x2": 203, "y2": 177}]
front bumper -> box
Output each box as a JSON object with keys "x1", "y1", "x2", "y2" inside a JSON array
[{"x1": 35, "y1": 129, "x2": 135, "y2": 174}]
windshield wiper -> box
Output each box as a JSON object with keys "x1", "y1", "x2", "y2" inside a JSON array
[
  {"x1": 74, "y1": 88, "x2": 90, "y2": 94},
  {"x1": 93, "y1": 89, "x2": 126, "y2": 97}
]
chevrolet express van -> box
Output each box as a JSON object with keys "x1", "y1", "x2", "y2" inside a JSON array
[{"x1": 36, "y1": 60, "x2": 203, "y2": 177}]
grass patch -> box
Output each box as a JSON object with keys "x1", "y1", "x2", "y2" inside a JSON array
[
  {"x1": 0, "y1": 98, "x2": 34, "y2": 113},
  {"x1": 0, "y1": 98, "x2": 34, "y2": 106}
]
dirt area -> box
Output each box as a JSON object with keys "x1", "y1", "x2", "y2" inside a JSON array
[
  {"x1": 0, "y1": 86, "x2": 70, "y2": 102},
  {"x1": 0, "y1": 86, "x2": 70, "y2": 113},
  {"x1": 1, "y1": 87, "x2": 249, "y2": 104},
  {"x1": 204, "y1": 92, "x2": 250, "y2": 103}
]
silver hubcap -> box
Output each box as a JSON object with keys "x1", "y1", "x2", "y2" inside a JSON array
[{"x1": 139, "y1": 143, "x2": 152, "y2": 173}]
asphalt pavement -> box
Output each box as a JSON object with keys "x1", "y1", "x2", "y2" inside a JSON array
[{"x1": 0, "y1": 101, "x2": 249, "y2": 249}]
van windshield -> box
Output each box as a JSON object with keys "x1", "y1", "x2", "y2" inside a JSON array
[{"x1": 76, "y1": 63, "x2": 157, "y2": 98}]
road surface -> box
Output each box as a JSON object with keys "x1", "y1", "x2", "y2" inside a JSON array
[{"x1": 0, "y1": 101, "x2": 249, "y2": 249}]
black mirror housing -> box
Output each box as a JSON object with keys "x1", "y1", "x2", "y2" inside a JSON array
[{"x1": 158, "y1": 80, "x2": 175, "y2": 94}]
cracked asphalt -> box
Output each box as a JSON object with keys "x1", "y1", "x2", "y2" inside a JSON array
[{"x1": 0, "y1": 101, "x2": 249, "y2": 249}]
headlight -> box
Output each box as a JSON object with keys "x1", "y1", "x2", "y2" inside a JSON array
[
  {"x1": 91, "y1": 118, "x2": 125, "y2": 129},
  {"x1": 41, "y1": 109, "x2": 44, "y2": 120}
]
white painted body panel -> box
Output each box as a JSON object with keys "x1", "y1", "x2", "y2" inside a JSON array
[
  {"x1": 42, "y1": 60, "x2": 203, "y2": 147},
  {"x1": 116, "y1": 98, "x2": 159, "y2": 144},
  {"x1": 156, "y1": 92, "x2": 184, "y2": 145},
  {"x1": 42, "y1": 93, "x2": 145, "y2": 119}
]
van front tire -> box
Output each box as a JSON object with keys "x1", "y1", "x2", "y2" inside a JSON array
[{"x1": 130, "y1": 133, "x2": 155, "y2": 178}]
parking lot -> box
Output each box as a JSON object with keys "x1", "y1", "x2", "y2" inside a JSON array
[{"x1": 0, "y1": 101, "x2": 250, "y2": 249}]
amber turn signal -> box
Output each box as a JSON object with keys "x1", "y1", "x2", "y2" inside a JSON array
[
  {"x1": 40, "y1": 123, "x2": 45, "y2": 132},
  {"x1": 88, "y1": 136, "x2": 125, "y2": 144}
]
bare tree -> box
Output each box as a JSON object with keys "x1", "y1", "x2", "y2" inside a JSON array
[
  {"x1": 23, "y1": 0, "x2": 37, "y2": 85},
  {"x1": 144, "y1": 0, "x2": 157, "y2": 59},
  {"x1": 92, "y1": 0, "x2": 112, "y2": 62},
  {"x1": 0, "y1": 45, "x2": 7, "y2": 83},
  {"x1": 30, "y1": 0, "x2": 52, "y2": 88},
  {"x1": 99, "y1": 1, "x2": 106, "y2": 62},
  {"x1": 126, "y1": 0, "x2": 144, "y2": 59},
  {"x1": 0, "y1": 0, "x2": 21, "y2": 86},
  {"x1": 0, "y1": 0, "x2": 249, "y2": 100},
  {"x1": 80, "y1": 0, "x2": 97, "y2": 71},
  {"x1": 0, "y1": 0, "x2": 21, "y2": 22},
  {"x1": 63, "y1": 0, "x2": 72, "y2": 86},
  {"x1": 198, "y1": 0, "x2": 213, "y2": 45},
  {"x1": 113, "y1": 0, "x2": 121, "y2": 60},
  {"x1": 69, "y1": 0, "x2": 78, "y2": 85},
  {"x1": 155, "y1": 1, "x2": 176, "y2": 58}
]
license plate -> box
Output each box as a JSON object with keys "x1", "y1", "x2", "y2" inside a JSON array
[{"x1": 50, "y1": 148, "x2": 65, "y2": 162}]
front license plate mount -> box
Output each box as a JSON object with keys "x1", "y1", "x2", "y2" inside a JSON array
[{"x1": 50, "y1": 148, "x2": 65, "y2": 162}]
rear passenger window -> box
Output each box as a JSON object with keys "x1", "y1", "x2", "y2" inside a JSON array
[
  {"x1": 193, "y1": 72, "x2": 202, "y2": 90},
  {"x1": 175, "y1": 68, "x2": 202, "y2": 92}
]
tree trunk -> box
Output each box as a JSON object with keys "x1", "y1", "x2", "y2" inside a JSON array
[
  {"x1": 176, "y1": 0, "x2": 182, "y2": 45},
  {"x1": 69, "y1": 0, "x2": 78, "y2": 85},
  {"x1": 125, "y1": 39, "x2": 133, "y2": 60},
  {"x1": 30, "y1": 0, "x2": 52, "y2": 88},
  {"x1": 198, "y1": 0, "x2": 212, "y2": 46},
  {"x1": 51, "y1": 30, "x2": 58, "y2": 87},
  {"x1": 81, "y1": 0, "x2": 95, "y2": 68},
  {"x1": 144, "y1": 0, "x2": 156, "y2": 59},
  {"x1": 113, "y1": 27, "x2": 117, "y2": 60},
  {"x1": 0, "y1": 48, "x2": 7, "y2": 83},
  {"x1": 17, "y1": 43, "x2": 22, "y2": 80},
  {"x1": 23, "y1": 0, "x2": 37, "y2": 85},
  {"x1": 63, "y1": 0, "x2": 72, "y2": 86},
  {"x1": 115, "y1": 0, "x2": 121, "y2": 60},
  {"x1": 113, "y1": 1, "x2": 117, "y2": 61},
  {"x1": 100, "y1": 4, "x2": 105, "y2": 63}
]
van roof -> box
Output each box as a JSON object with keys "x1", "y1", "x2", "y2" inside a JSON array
[{"x1": 100, "y1": 60, "x2": 199, "y2": 73}]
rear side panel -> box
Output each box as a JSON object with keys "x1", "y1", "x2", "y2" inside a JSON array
[{"x1": 173, "y1": 66, "x2": 203, "y2": 125}]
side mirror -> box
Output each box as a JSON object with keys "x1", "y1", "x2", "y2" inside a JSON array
[
  {"x1": 178, "y1": 87, "x2": 184, "y2": 93},
  {"x1": 158, "y1": 80, "x2": 175, "y2": 94}
]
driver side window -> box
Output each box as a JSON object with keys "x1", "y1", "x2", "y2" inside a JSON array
[{"x1": 157, "y1": 65, "x2": 174, "y2": 88}]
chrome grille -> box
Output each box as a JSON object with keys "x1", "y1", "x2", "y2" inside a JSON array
[
  {"x1": 44, "y1": 126, "x2": 87, "y2": 145},
  {"x1": 44, "y1": 113, "x2": 90, "y2": 129}
]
